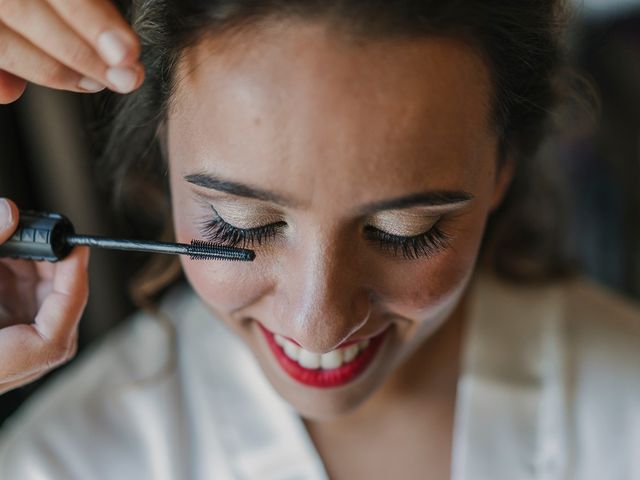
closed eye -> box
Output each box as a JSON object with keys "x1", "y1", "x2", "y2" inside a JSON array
[
  {"x1": 362, "y1": 222, "x2": 451, "y2": 260},
  {"x1": 196, "y1": 207, "x2": 452, "y2": 260}
]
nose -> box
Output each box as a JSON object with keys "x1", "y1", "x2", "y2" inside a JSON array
[{"x1": 279, "y1": 234, "x2": 372, "y2": 353}]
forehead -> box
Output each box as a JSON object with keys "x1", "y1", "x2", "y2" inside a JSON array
[{"x1": 168, "y1": 19, "x2": 495, "y2": 199}]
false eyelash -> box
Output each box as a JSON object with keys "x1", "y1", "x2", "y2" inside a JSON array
[
  {"x1": 362, "y1": 224, "x2": 452, "y2": 260},
  {"x1": 197, "y1": 213, "x2": 286, "y2": 249},
  {"x1": 197, "y1": 208, "x2": 452, "y2": 260}
]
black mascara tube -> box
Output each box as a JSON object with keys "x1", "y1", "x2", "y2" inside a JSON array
[{"x1": 0, "y1": 210, "x2": 255, "y2": 262}]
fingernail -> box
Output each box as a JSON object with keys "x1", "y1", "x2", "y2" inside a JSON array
[
  {"x1": 106, "y1": 67, "x2": 137, "y2": 94},
  {"x1": 77, "y1": 77, "x2": 105, "y2": 92},
  {"x1": 97, "y1": 30, "x2": 129, "y2": 66},
  {"x1": 0, "y1": 198, "x2": 13, "y2": 230}
]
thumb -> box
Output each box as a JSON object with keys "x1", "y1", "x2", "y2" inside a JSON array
[
  {"x1": 0, "y1": 198, "x2": 19, "y2": 244},
  {"x1": 0, "y1": 70, "x2": 27, "y2": 105}
]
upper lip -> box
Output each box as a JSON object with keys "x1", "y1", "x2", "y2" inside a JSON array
[{"x1": 262, "y1": 322, "x2": 391, "y2": 350}]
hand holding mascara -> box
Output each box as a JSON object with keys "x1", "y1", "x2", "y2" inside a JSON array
[
  {"x1": 0, "y1": 201, "x2": 86, "y2": 396},
  {"x1": 0, "y1": 200, "x2": 254, "y2": 397},
  {"x1": 0, "y1": 209, "x2": 255, "y2": 262}
]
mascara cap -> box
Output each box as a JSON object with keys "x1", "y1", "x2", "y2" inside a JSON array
[{"x1": 0, "y1": 210, "x2": 75, "y2": 262}]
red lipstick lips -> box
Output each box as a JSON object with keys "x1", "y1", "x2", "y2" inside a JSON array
[{"x1": 258, "y1": 323, "x2": 388, "y2": 388}]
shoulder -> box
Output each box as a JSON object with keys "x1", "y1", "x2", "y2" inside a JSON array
[
  {"x1": 473, "y1": 269, "x2": 640, "y2": 351},
  {"x1": 464, "y1": 271, "x2": 640, "y2": 475},
  {"x1": 543, "y1": 274, "x2": 640, "y2": 379},
  {"x1": 558, "y1": 275, "x2": 640, "y2": 399},
  {"x1": 563, "y1": 275, "x2": 640, "y2": 336},
  {"x1": 0, "y1": 283, "x2": 196, "y2": 480},
  {"x1": 560, "y1": 277, "x2": 640, "y2": 475},
  {"x1": 560, "y1": 275, "x2": 640, "y2": 405},
  {"x1": 469, "y1": 269, "x2": 640, "y2": 406}
]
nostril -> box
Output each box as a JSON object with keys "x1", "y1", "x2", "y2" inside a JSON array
[
  {"x1": 255, "y1": 295, "x2": 375, "y2": 352},
  {"x1": 261, "y1": 322, "x2": 388, "y2": 355}
]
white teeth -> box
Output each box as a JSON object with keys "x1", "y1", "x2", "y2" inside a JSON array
[
  {"x1": 320, "y1": 350, "x2": 343, "y2": 369},
  {"x1": 276, "y1": 333, "x2": 375, "y2": 370},
  {"x1": 343, "y1": 344, "x2": 359, "y2": 363},
  {"x1": 298, "y1": 350, "x2": 321, "y2": 369},
  {"x1": 283, "y1": 341, "x2": 300, "y2": 361}
]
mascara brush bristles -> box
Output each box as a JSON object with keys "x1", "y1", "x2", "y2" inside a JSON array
[
  {"x1": 189, "y1": 254, "x2": 249, "y2": 261},
  {"x1": 188, "y1": 240, "x2": 255, "y2": 261}
]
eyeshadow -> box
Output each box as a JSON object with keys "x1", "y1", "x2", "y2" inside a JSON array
[{"x1": 370, "y1": 210, "x2": 440, "y2": 237}]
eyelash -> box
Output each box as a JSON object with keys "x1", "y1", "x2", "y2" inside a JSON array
[
  {"x1": 362, "y1": 224, "x2": 452, "y2": 260},
  {"x1": 197, "y1": 208, "x2": 452, "y2": 260}
]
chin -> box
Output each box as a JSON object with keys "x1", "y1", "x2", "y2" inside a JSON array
[
  {"x1": 286, "y1": 370, "x2": 382, "y2": 420},
  {"x1": 264, "y1": 363, "x2": 390, "y2": 422}
]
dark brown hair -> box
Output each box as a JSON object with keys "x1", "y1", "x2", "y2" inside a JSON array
[{"x1": 99, "y1": 0, "x2": 588, "y2": 309}]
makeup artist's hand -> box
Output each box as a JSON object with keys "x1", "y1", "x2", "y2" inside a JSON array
[
  {"x1": 0, "y1": 198, "x2": 90, "y2": 395},
  {"x1": 0, "y1": 0, "x2": 144, "y2": 104}
]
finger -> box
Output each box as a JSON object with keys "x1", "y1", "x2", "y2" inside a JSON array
[
  {"x1": 0, "y1": 369, "x2": 48, "y2": 395},
  {"x1": 0, "y1": 0, "x2": 107, "y2": 92},
  {"x1": 35, "y1": 256, "x2": 56, "y2": 281},
  {"x1": 0, "y1": 248, "x2": 88, "y2": 384},
  {"x1": 35, "y1": 274, "x2": 53, "y2": 306},
  {"x1": 0, "y1": 324, "x2": 72, "y2": 380},
  {"x1": 33, "y1": 245, "x2": 89, "y2": 347},
  {"x1": 0, "y1": 69, "x2": 27, "y2": 104},
  {"x1": 0, "y1": 198, "x2": 18, "y2": 244},
  {"x1": 0, "y1": 279, "x2": 82, "y2": 381},
  {"x1": 1, "y1": 257, "x2": 38, "y2": 285},
  {"x1": 0, "y1": 23, "x2": 95, "y2": 93},
  {"x1": 0, "y1": 262, "x2": 38, "y2": 327},
  {"x1": 66, "y1": 327, "x2": 79, "y2": 356},
  {"x1": 0, "y1": 199, "x2": 41, "y2": 287},
  {"x1": 47, "y1": 0, "x2": 141, "y2": 67}
]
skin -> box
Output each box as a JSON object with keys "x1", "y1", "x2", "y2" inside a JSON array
[
  {"x1": 166, "y1": 18, "x2": 512, "y2": 477},
  {"x1": 0, "y1": 0, "x2": 141, "y2": 395},
  {"x1": 0, "y1": 0, "x2": 144, "y2": 103}
]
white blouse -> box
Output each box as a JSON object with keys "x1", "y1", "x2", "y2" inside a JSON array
[{"x1": 0, "y1": 270, "x2": 639, "y2": 479}]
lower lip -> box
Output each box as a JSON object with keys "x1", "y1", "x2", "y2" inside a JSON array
[{"x1": 258, "y1": 323, "x2": 388, "y2": 388}]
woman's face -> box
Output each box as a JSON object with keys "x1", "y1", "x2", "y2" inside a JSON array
[{"x1": 167, "y1": 20, "x2": 510, "y2": 420}]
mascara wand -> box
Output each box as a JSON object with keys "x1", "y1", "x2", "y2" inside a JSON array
[{"x1": 0, "y1": 210, "x2": 255, "y2": 262}]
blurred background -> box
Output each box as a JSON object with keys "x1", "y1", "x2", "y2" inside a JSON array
[{"x1": 1, "y1": 0, "x2": 640, "y2": 425}]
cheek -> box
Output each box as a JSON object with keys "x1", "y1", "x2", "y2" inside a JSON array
[
  {"x1": 180, "y1": 260, "x2": 253, "y2": 312},
  {"x1": 376, "y1": 215, "x2": 486, "y2": 319},
  {"x1": 379, "y1": 251, "x2": 471, "y2": 321},
  {"x1": 174, "y1": 212, "x2": 270, "y2": 313}
]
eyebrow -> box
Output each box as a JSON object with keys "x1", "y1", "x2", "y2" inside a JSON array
[
  {"x1": 184, "y1": 172, "x2": 474, "y2": 214},
  {"x1": 185, "y1": 172, "x2": 303, "y2": 207}
]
